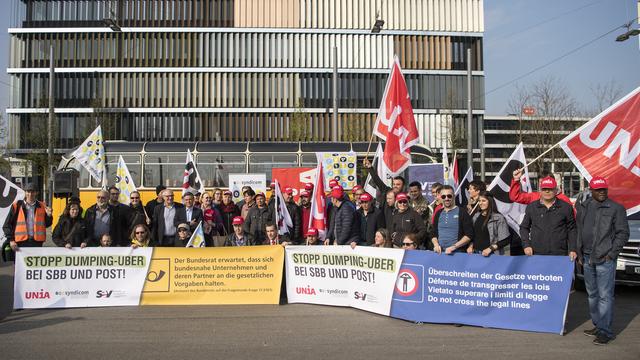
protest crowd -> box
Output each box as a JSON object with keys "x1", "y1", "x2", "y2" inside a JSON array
[{"x1": 2, "y1": 158, "x2": 630, "y2": 345}]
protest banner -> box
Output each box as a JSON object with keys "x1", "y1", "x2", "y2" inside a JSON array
[
  {"x1": 14, "y1": 248, "x2": 152, "y2": 309},
  {"x1": 228, "y1": 173, "x2": 266, "y2": 202},
  {"x1": 141, "y1": 246, "x2": 284, "y2": 305},
  {"x1": 285, "y1": 245, "x2": 405, "y2": 315},
  {"x1": 390, "y1": 251, "x2": 574, "y2": 334},
  {"x1": 317, "y1": 152, "x2": 357, "y2": 190},
  {"x1": 272, "y1": 167, "x2": 316, "y2": 201},
  {"x1": 407, "y1": 163, "x2": 444, "y2": 203}
]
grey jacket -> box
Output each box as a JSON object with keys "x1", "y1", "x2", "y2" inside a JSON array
[
  {"x1": 576, "y1": 197, "x2": 629, "y2": 264},
  {"x1": 472, "y1": 212, "x2": 511, "y2": 255}
]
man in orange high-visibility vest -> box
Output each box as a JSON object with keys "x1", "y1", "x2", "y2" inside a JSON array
[{"x1": 3, "y1": 183, "x2": 53, "y2": 251}]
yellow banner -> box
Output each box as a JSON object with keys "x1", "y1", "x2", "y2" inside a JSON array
[{"x1": 141, "y1": 246, "x2": 284, "y2": 305}]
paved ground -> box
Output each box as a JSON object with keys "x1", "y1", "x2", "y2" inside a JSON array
[{"x1": 0, "y1": 262, "x2": 638, "y2": 360}]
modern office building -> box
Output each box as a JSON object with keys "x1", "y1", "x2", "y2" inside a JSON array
[{"x1": 7, "y1": 0, "x2": 485, "y2": 155}]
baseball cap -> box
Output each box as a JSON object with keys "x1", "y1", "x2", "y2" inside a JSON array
[
  {"x1": 304, "y1": 183, "x2": 314, "y2": 191},
  {"x1": 329, "y1": 179, "x2": 339, "y2": 187},
  {"x1": 352, "y1": 185, "x2": 363, "y2": 192},
  {"x1": 396, "y1": 192, "x2": 408, "y2": 202},
  {"x1": 300, "y1": 190, "x2": 310, "y2": 198},
  {"x1": 589, "y1": 176, "x2": 608, "y2": 190},
  {"x1": 284, "y1": 187, "x2": 294, "y2": 194},
  {"x1": 331, "y1": 186, "x2": 344, "y2": 199},
  {"x1": 232, "y1": 216, "x2": 244, "y2": 225},
  {"x1": 539, "y1": 176, "x2": 557, "y2": 189},
  {"x1": 255, "y1": 192, "x2": 265, "y2": 199},
  {"x1": 269, "y1": 182, "x2": 276, "y2": 189},
  {"x1": 223, "y1": 190, "x2": 232, "y2": 196},
  {"x1": 177, "y1": 223, "x2": 190, "y2": 231},
  {"x1": 307, "y1": 228, "x2": 319, "y2": 237},
  {"x1": 359, "y1": 193, "x2": 373, "y2": 202}
]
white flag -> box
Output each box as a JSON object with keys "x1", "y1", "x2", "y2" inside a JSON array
[
  {"x1": 274, "y1": 180, "x2": 293, "y2": 236},
  {"x1": 0, "y1": 176, "x2": 25, "y2": 241},
  {"x1": 71, "y1": 126, "x2": 105, "y2": 183},
  {"x1": 308, "y1": 161, "x2": 327, "y2": 241},
  {"x1": 182, "y1": 149, "x2": 205, "y2": 196},
  {"x1": 442, "y1": 144, "x2": 452, "y2": 186},
  {"x1": 186, "y1": 221, "x2": 206, "y2": 248},
  {"x1": 487, "y1": 143, "x2": 532, "y2": 232},
  {"x1": 364, "y1": 143, "x2": 392, "y2": 199},
  {"x1": 115, "y1": 156, "x2": 137, "y2": 205},
  {"x1": 454, "y1": 167, "x2": 473, "y2": 206}
]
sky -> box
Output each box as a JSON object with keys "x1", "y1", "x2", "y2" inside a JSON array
[{"x1": 0, "y1": 1, "x2": 639, "y2": 117}]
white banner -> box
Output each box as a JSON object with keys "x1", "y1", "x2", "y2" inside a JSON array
[
  {"x1": 228, "y1": 173, "x2": 266, "y2": 203},
  {"x1": 14, "y1": 248, "x2": 153, "y2": 309},
  {"x1": 285, "y1": 246, "x2": 405, "y2": 315}
]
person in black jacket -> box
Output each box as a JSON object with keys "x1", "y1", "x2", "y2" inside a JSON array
[
  {"x1": 84, "y1": 190, "x2": 120, "y2": 247},
  {"x1": 391, "y1": 192, "x2": 428, "y2": 248},
  {"x1": 431, "y1": 185, "x2": 474, "y2": 254},
  {"x1": 145, "y1": 185, "x2": 166, "y2": 223},
  {"x1": 244, "y1": 193, "x2": 272, "y2": 244},
  {"x1": 176, "y1": 192, "x2": 204, "y2": 232},
  {"x1": 520, "y1": 176, "x2": 577, "y2": 258},
  {"x1": 358, "y1": 192, "x2": 380, "y2": 246},
  {"x1": 282, "y1": 187, "x2": 302, "y2": 244},
  {"x1": 151, "y1": 189, "x2": 184, "y2": 247},
  {"x1": 127, "y1": 191, "x2": 150, "y2": 235},
  {"x1": 52, "y1": 203, "x2": 87, "y2": 248},
  {"x1": 326, "y1": 186, "x2": 360, "y2": 246},
  {"x1": 219, "y1": 190, "x2": 240, "y2": 235},
  {"x1": 224, "y1": 216, "x2": 256, "y2": 246},
  {"x1": 107, "y1": 186, "x2": 131, "y2": 246}
]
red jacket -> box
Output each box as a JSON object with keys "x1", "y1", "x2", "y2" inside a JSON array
[{"x1": 509, "y1": 179, "x2": 573, "y2": 206}]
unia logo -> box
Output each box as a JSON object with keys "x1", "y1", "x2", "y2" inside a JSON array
[
  {"x1": 296, "y1": 286, "x2": 317, "y2": 295},
  {"x1": 25, "y1": 289, "x2": 51, "y2": 299}
]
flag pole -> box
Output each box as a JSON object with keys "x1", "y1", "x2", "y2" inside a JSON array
[
  {"x1": 521, "y1": 142, "x2": 560, "y2": 169},
  {"x1": 364, "y1": 131, "x2": 376, "y2": 161}
]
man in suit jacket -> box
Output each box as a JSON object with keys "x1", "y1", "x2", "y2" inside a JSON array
[
  {"x1": 176, "y1": 192, "x2": 203, "y2": 232},
  {"x1": 151, "y1": 189, "x2": 184, "y2": 246}
]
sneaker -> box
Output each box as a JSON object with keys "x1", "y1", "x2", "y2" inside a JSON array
[
  {"x1": 593, "y1": 334, "x2": 614, "y2": 345},
  {"x1": 583, "y1": 327, "x2": 598, "y2": 337}
]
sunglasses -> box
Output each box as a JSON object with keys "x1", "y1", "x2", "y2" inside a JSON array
[
  {"x1": 402, "y1": 242, "x2": 415, "y2": 246},
  {"x1": 135, "y1": 231, "x2": 146, "y2": 235},
  {"x1": 440, "y1": 194, "x2": 454, "y2": 199}
]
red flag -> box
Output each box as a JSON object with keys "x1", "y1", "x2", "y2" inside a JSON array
[
  {"x1": 373, "y1": 56, "x2": 420, "y2": 175},
  {"x1": 452, "y1": 152, "x2": 459, "y2": 189},
  {"x1": 307, "y1": 161, "x2": 327, "y2": 241},
  {"x1": 560, "y1": 86, "x2": 640, "y2": 215}
]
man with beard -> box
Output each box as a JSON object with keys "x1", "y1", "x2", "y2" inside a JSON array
[
  {"x1": 127, "y1": 191, "x2": 150, "y2": 234},
  {"x1": 431, "y1": 185, "x2": 473, "y2": 255},
  {"x1": 358, "y1": 192, "x2": 380, "y2": 246},
  {"x1": 299, "y1": 190, "x2": 312, "y2": 237},
  {"x1": 85, "y1": 190, "x2": 118, "y2": 247}
]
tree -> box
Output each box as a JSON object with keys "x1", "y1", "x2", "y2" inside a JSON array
[
  {"x1": 589, "y1": 80, "x2": 623, "y2": 115},
  {"x1": 508, "y1": 77, "x2": 579, "y2": 180},
  {"x1": 289, "y1": 98, "x2": 311, "y2": 142}
]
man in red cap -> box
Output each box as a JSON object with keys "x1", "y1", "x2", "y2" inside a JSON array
[
  {"x1": 326, "y1": 186, "x2": 360, "y2": 246},
  {"x1": 357, "y1": 192, "x2": 381, "y2": 245},
  {"x1": 305, "y1": 227, "x2": 321, "y2": 245},
  {"x1": 520, "y1": 176, "x2": 577, "y2": 258},
  {"x1": 224, "y1": 216, "x2": 255, "y2": 246},
  {"x1": 351, "y1": 185, "x2": 364, "y2": 208},
  {"x1": 220, "y1": 190, "x2": 240, "y2": 235},
  {"x1": 282, "y1": 187, "x2": 302, "y2": 244},
  {"x1": 299, "y1": 190, "x2": 312, "y2": 237},
  {"x1": 391, "y1": 192, "x2": 427, "y2": 248},
  {"x1": 575, "y1": 176, "x2": 629, "y2": 345},
  {"x1": 510, "y1": 169, "x2": 572, "y2": 206}
]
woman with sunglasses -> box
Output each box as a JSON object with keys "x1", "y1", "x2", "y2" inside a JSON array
[
  {"x1": 131, "y1": 224, "x2": 151, "y2": 248},
  {"x1": 176, "y1": 223, "x2": 192, "y2": 247},
  {"x1": 467, "y1": 192, "x2": 510, "y2": 256},
  {"x1": 401, "y1": 234, "x2": 418, "y2": 250},
  {"x1": 390, "y1": 193, "x2": 427, "y2": 248}
]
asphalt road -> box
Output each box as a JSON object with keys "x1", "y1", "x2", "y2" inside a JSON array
[{"x1": 1, "y1": 262, "x2": 638, "y2": 360}]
